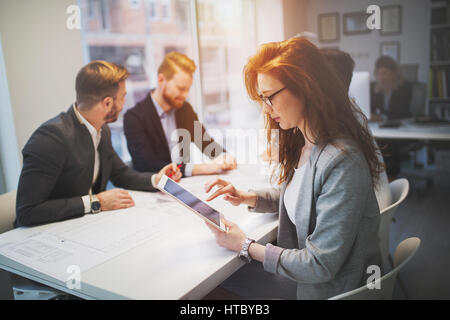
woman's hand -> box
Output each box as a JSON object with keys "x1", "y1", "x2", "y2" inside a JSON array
[
  {"x1": 204, "y1": 178, "x2": 256, "y2": 207},
  {"x1": 205, "y1": 217, "x2": 247, "y2": 252}
]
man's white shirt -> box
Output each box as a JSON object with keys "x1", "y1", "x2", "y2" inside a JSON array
[{"x1": 73, "y1": 104, "x2": 102, "y2": 213}]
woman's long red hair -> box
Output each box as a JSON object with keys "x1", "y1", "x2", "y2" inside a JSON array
[{"x1": 244, "y1": 37, "x2": 384, "y2": 187}]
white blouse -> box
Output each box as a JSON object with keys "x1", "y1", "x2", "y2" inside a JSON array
[{"x1": 283, "y1": 163, "x2": 307, "y2": 226}]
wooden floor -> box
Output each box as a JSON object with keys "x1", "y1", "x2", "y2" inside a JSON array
[{"x1": 390, "y1": 179, "x2": 450, "y2": 300}]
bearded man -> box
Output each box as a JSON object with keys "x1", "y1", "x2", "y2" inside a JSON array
[{"x1": 123, "y1": 52, "x2": 236, "y2": 178}]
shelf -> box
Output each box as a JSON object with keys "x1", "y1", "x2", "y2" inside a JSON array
[
  {"x1": 429, "y1": 2, "x2": 450, "y2": 114},
  {"x1": 431, "y1": 23, "x2": 450, "y2": 30},
  {"x1": 430, "y1": 61, "x2": 450, "y2": 67},
  {"x1": 429, "y1": 98, "x2": 450, "y2": 104}
]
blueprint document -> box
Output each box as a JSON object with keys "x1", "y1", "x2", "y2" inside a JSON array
[{"x1": 0, "y1": 191, "x2": 190, "y2": 283}]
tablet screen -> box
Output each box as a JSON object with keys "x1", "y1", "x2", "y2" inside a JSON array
[{"x1": 163, "y1": 178, "x2": 221, "y2": 226}]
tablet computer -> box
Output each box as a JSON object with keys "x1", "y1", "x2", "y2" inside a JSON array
[{"x1": 157, "y1": 175, "x2": 226, "y2": 232}]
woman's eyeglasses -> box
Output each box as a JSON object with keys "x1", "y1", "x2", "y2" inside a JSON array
[{"x1": 258, "y1": 87, "x2": 285, "y2": 107}]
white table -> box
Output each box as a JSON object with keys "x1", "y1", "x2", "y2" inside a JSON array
[
  {"x1": 369, "y1": 119, "x2": 450, "y2": 141},
  {"x1": 0, "y1": 164, "x2": 279, "y2": 300}
]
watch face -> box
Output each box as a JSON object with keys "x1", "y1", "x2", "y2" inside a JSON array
[{"x1": 91, "y1": 201, "x2": 101, "y2": 211}]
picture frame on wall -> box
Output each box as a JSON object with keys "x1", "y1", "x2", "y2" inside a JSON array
[
  {"x1": 318, "y1": 13, "x2": 340, "y2": 43},
  {"x1": 343, "y1": 11, "x2": 371, "y2": 35},
  {"x1": 380, "y1": 41, "x2": 400, "y2": 63},
  {"x1": 380, "y1": 5, "x2": 402, "y2": 35}
]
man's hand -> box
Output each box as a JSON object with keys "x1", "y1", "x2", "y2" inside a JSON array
[
  {"x1": 192, "y1": 153, "x2": 237, "y2": 176},
  {"x1": 154, "y1": 162, "x2": 182, "y2": 186},
  {"x1": 97, "y1": 189, "x2": 135, "y2": 211},
  {"x1": 210, "y1": 153, "x2": 237, "y2": 171}
]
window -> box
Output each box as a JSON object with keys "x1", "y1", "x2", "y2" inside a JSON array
[
  {"x1": 85, "y1": 0, "x2": 110, "y2": 31},
  {"x1": 197, "y1": 0, "x2": 259, "y2": 133},
  {"x1": 164, "y1": 46, "x2": 186, "y2": 55},
  {"x1": 129, "y1": 0, "x2": 142, "y2": 9},
  {"x1": 80, "y1": 0, "x2": 197, "y2": 161},
  {"x1": 79, "y1": 0, "x2": 258, "y2": 161},
  {"x1": 148, "y1": 0, "x2": 157, "y2": 19},
  {"x1": 161, "y1": 0, "x2": 171, "y2": 20}
]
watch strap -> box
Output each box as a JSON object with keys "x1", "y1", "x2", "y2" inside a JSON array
[
  {"x1": 89, "y1": 189, "x2": 101, "y2": 214},
  {"x1": 239, "y1": 238, "x2": 255, "y2": 263}
]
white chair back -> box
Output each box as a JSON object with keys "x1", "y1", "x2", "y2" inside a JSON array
[
  {"x1": 0, "y1": 191, "x2": 16, "y2": 234},
  {"x1": 379, "y1": 178, "x2": 409, "y2": 269},
  {"x1": 388, "y1": 178, "x2": 410, "y2": 208},
  {"x1": 329, "y1": 237, "x2": 421, "y2": 300}
]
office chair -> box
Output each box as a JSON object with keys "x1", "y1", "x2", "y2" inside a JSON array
[
  {"x1": 329, "y1": 237, "x2": 421, "y2": 300},
  {"x1": 0, "y1": 191, "x2": 69, "y2": 300},
  {"x1": 0, "y1": 191, "x2": 16, "y2": 234},
  {"x1": 379, "y1": 178, "x2": 410, "y2": 271}
]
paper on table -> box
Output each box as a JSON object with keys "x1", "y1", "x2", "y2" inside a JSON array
[
  {"x1": 0, "y1": 192, "x2": 193, "y2": 283},
  {"x1": 0, "y1": 167, "x2": 275, "y2": 284}
]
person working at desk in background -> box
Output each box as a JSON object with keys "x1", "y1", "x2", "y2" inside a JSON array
[
  {"x1": 370, "y1": 55, "x2": 412, "y2": 121},
  {"x1": 320, "y1": 48, "x2": 392, "y2": 211},
  {"x1": 15, "y1": 61, "x2": 181, "y2": 227},
  {"x1": 203, "y1": 37, "x2": 383, "y2": 300},
  {"x1": 370, "y1": 56, "x2": 413, "y2": 179},
  {"x1": 123, "y1": 52, "x2": 237, "y2": 178}
]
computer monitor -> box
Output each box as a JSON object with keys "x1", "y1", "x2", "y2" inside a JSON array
[{"x1": 349, "y1": 71, "x2": 371, "y2": 119}]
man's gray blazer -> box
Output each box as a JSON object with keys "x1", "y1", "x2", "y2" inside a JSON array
[{"x1": 250, "y1": 140, "x2": 382, "y2": 299}]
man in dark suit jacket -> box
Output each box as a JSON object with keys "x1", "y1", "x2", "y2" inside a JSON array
[
  {"x1": 124, "y1": 52, "x2": 236, "y2": 178},
  {"x1": 16, "y1": 61, "x2": 181, "y2": 227},
  {"x1": 370, "y1": 81, "x2": 412, "y2": 120},
  {"x1": 370, "y1": 56, "x2": 412, "y2": 120}
]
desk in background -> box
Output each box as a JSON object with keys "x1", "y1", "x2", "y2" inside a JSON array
[
  {"x1": 0, "y1": 164, "x2": 278, "y2": 300},
  {"x1": 369, "y1": 118, "x2": 450, "y2": 141},
  {"x1": 370, "y1": 118, "x2": 450, "y2": 189}
]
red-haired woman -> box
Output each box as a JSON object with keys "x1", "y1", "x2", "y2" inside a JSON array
[{"x1": 204, "y1": 37, "x2": 384, "y2": 300}]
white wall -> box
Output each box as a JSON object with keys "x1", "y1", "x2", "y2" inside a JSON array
[
  {"x1": 283, "y1": 0, "x2": 430, "y2": 83},
  {"x1": 0, "y1": 36, "x2": 21, "y2": 192},
  {"x1": 256, "y1": 0, "x2": 285, "y2": 45},
  {"x1": 0, "y1": 0, "x2": 84, "y2": 164},
  {"x1": 283, "y1": 0, "x2": 308, "y2": 40}
]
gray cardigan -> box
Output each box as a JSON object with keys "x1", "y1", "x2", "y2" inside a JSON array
[{"x1": 250, "y1": 140, "x2": 382, "y2": 300}]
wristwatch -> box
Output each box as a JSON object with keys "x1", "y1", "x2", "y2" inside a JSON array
[
  {"x1": 89, "y1": 192, "x2": 101, "y2": 214},
  {"x1": 238, "y1": 238, "x2": 255, "y2": 263}
]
